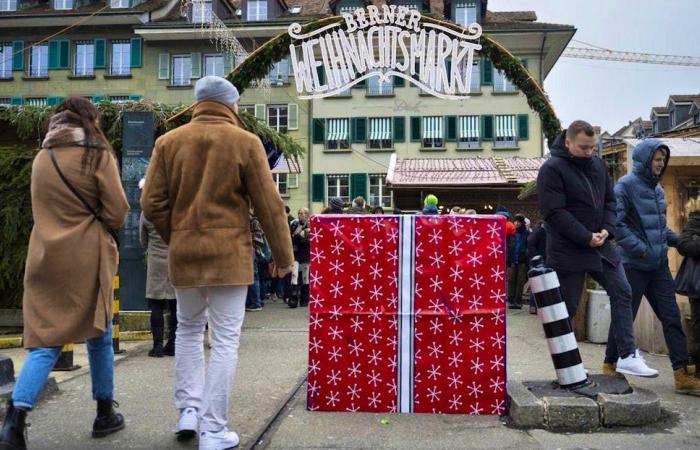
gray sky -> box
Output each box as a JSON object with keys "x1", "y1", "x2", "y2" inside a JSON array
[{"x1": 489, "y1": 0, "x2": 700, "y2": 134}]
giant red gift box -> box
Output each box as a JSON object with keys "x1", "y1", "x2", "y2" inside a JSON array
[{"x1": 307, "y1": 215, "x2": 507, "y2": 415}]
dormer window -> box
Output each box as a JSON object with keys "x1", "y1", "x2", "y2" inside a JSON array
[
  {"x1": 192, "y1": 0, "x2": 214, "y2": 23},
  {"x1": 110, "y1": 0, "x2": 130, "y2": 8},
  {"x1": 0, "y1": 0, "x2": 17, "y2": 11},
  {"x1": 53, "y1": 0, "x2": 74, "y2": 10},
  {"x1": 335, "y1": 0, "x2": 363, "y2": 15},
  {"x1": 454, "y1": 2, "x2": 477, "y2": 26},
  {"x1": 247, "y1": 0, "x2": 267, "y2": 21},
  {"x1": 289, "y1": 5, "x2": 301, "y2": 14}
]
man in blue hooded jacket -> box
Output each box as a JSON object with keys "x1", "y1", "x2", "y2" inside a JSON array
[{"x1": 603, "y1": 140, "x2": 700, "y2": 395}]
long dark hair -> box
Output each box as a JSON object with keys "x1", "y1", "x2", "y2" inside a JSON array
[{"x1": 54, "y1": 96, "x2": 112, "y2": 173}]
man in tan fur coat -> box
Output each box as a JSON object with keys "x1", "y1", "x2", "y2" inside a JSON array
[{"x1": 141, "y1": 76, "x2": 293, "y2": 450}]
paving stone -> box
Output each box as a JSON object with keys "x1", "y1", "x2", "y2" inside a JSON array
[
  {"x1": 598, "y1": 387, "x2": 661, "y2": 427},
  {"x1": 543, "y1": 396, "x2": 599, "y2": 430},
  {"x1": 507, "y1": 380, "x2": 545, "y2": 428}
]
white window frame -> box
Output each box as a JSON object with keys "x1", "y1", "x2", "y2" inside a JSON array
[
  {"x1": 337, "y1": 5, "x2": 356, "y2": 15},
  {"x1": 457, "y1": 115, "x2": 480, "y2": 149},
  {"x1": 268, "y1": 58, "x2": 289, "y2": 85},
  {"x1": 494, "y1": 114, "x2": 518, "y2": 148},
  {"x1": 274, "y1": 173, "x2": 289, "y2": 197},
  {"x1": 421, "y1": 116, "x2": 444, "y2": 149},
  {"x1": 454, "y1": 2, "x2": 477, "y2": 27},
  {"x1": 74, "y1": 41, "x2": 94, "y2": 77},
  {"x1": 469, "y1": 60, "x2": 480, "y2": 92},
  {"x1": 367, "y1": 71, "x2": 394, "y2": 96},
  {"x1": 368, "y1": 117, "x2": 393, "y2": 150},
  {"x1": 0, "y1": 97, "x2": 11, "y2": 106},
  {"x1": 109, "y1": 96, "x2": 130, "y2": 104},
  {"x1": 204, "y1": 53, "x2": 224, "y2": 77},
  {"x1": 29, "y1": 43, "x2": 49, "y2": 78},
  {"x1": 267, "y1": 104, "x2": 288, "y2": 133},
  {"x1": 53, "y1": 0, "x2": 73, "y2": 9},
  {"x1": 25, "y1": 97, "x2": 47, "y2": 107},
  {"x1": 325, "y1": 118, "x2": 350, "y2": 150},
  {"x1": 326, "y1": 174, "x2": 350, "y2": 203},
  {"x1": 247, "y1": 0, "x2": 267, "y2": 21},
  {"x1": 110, "y1": 40, "x2": 131, "y2": 76},
  {"x1": 369, "y1": 174, "x2": 392, "y2": 208},
  {"x1": 110, "y1": 0, "x2": 130, "y2": 8},
  {"x1": 0, "y1": 43, "x2": 12, "y2": 79},
  {"x1": 171, "y1": 54, "x2": 192, "y2": 86},
  {"x1": 0, "y1": 0, "x2": 17, "y2": 11},
  {"x1": 494, "y1": 69, "x2": 516, "y2": 92},
  {"x1": 191, "y1": 0, "x2": 214, "y2": 24}
]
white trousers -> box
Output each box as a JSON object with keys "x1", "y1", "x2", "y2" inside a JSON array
[
  {"x1": 291, "y1": 262, "x2": 310, "y2": 285},
  {"x1": 174, "y1": 285, "x2": 247, "y2": 432}
]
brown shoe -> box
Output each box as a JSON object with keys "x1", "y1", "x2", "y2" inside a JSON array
[
  {"x1": 674, "y1": 367, "x2": 700, "y2": 396},
  {"x1": 602, "y1": 362, "x2": 625, "y2": 379}
]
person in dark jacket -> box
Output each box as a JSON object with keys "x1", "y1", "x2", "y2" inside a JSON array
[
  {"x1": 527, "y1": 222, "x2": 547, "y2": 314},
  {"x1": 678, "y1": 195, "x2": 700, "y2": 369},
  {"x1": 537, "y1": 120, "x2": 657, "y2": 378},
  {"x1": 289, "y1": 208, "x2": 311, "y2": 308},
  {"x1": 507, "y1": 215, "x2": 530, "y2": 309},
  {"x1": 328, "y1": 197, "x2": 344, "y2": 214},
  {"x1": 603, "y1": 141, "x2": 700, "y2": 393}
]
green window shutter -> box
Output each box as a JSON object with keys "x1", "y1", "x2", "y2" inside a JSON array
[
  {"x1": 482, "y1": 58, "x2": 492, "y2": 85},
  {"x1": 223, "y1": 53, "x2": 235, "y2": 75},
  {"x1": 410, "y1": 116, "x2": 421, "y2": 142},
  {"x1": 312, "y1": 118, "x2": 325, "y2": 144},
  {"x1": 47, "y1": 96, "x2": 64, "y2": 106},
  {"x1": 393, "y1": 116, "x2": 405, "y2": 143},
  {"x1": 481, "y1": 115, "x2": 494, "y2": 140},
  {"x1": 91, "y1": 95, "x2": 105, "y2": 104},
  {"x1": 190, "y1": 52, "x2": 201, "y2": 79},
  {"x1": 48, "y1": 41, "x2": 59, "y2": 69},
  {"x1": 59, "y1": 40, "x2": 70, "y2": 69},
  {"x1": 446, "y1": 115, "x2": 457, "y2": 141},
  {"x1": 312, "y1": 174, "x2": 325, "y2": 202},
  {"x1": 130, "y1": 37, "x2": 142, "y2": 68},
  {"x1": 12, "y1": 41, "x2": 24, "y2": 71},
  {"x1": 129, "y1": 95, "x2": 142, "y2": 102},
  {"x1": 288, "y1": 103, "x2": 299, "y2": 130},
  {"x1": 350, "y1": 173, "x2": 368, "y2": 200},
  {"x1": 394, "y1": 75, "x2": 405, "y2": 87},
  {"x1": 94, "y1": 39, "x2": 106, "y2": 69},
  {"x1": 158, "y1": 53, "x2": 170, "y2": 80},
  {"x1": 10, "y1": 96, "x2": 23, "y2": 106},
  {"x1": 351, "y1": 117, "x2": 366, "y2": 143},
  {"x1": 518, "y1": 114, "x2": 529, "y2": 140},
  {"x1": 254, "y1": 104, "x2": 266, "y2": 120}
]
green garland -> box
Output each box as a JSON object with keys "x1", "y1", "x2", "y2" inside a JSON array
[{"x1": 228, "y1": 15, "x2": 562, "y2": 146}]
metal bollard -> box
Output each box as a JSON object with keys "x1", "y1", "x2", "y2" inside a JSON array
[
  {"x1": 113, "y1": 275, "x2": 124, "y2": 354},
  {"x1": 528, "y1": 256, "x2": 588, "y2": 389},
  {"x1": 52, "y1": 343, "x2": 81, "y2": 371}
]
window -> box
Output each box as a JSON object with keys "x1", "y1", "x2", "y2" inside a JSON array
[
  {"x1": 494, "y1": 115, "x2": 517, "y2": 147},
  {"x1": 0, "y1": 98, "x2": 11, "y2": 106},
  {"x1": 74, "y1": 41, "x2": 94, "y2": 76},
  {"x1": 494, "y1": 69, "x2": 516, "y2": 92},
  {"x1": 694, "y1": 113, "x2": 699, "y2": 125},
  {"x1": 458, "y1": 115, "x2": 480, "y2": 149},
  {"x1": 109, "y1": 96, "x2": 130, "y2": 103},
  {"x1": 369, "y1": 174, "x2": 391, "y2": 208},
  {"x1": 670, "y1": 110, "x2": 676, "y2": 127},
  {"x1": 29, "y1": 43, "x2": 49, "y2": 78},
  {"x1": 171, "y1": 55, "x2": 192, "y2": 86},
  {"x1": 192, "y1": 0, "x2": 213, "y2": 23},
  {"x1": 204, "y1": 54, "x2": 224, "y2": 77},
  {"x1": 274, "y1": 173, "x2": 289, "y2": 197},
  {"x1": 53, "y1": 0, "x2": 73, "y2": 9},
  {"x1": 239, "y1": 105, "x2": 255, "y2": 115},
  {"x1": 454, "y1": 2, "x2": 477, "y2": 26},
  {"x1": 0, "y1": 43, "x2": 12, "y2": 79},
  {"x1": 367, "y1": 71, "x2": 394, "y2": 96},
  {"x1": 469, "y1": 60, "x2": 480, "y2": 92},
  {"x1": 0, "y1": 0, "x2": 17, "y2": 11},
  {"x1": 268, "y1": 58, "x2": 289, "y2": 85},
  {"x1": 25, "y1": 97, "x2": 47, "y2": 107},
  {"x1": 337, "y1": 5, "x2": 356, "y2": 14},
  {"x1": 326, "y1": 118, "x2": 350, "y2": 150},
  {"x1": 110, "y1": 0, "x2": 129, "y2": 8},
  {"x1": 326, "y1": 174, "x2": 350, "y2": 203},
  {"x1": 110, "y1": 40, "x2": 131, "y2": 76},
  {"x1": 247, "y1": 0, "x2": 267, "y2": 21},
  {"x1": 368, "y1": 117, "x2": 392, "y2": 149},
  {"x1": 267, "y1": 105, "x2": 288, "y2": 133},
  {"x1": 421, "y1": 116, "x2": 444, "y2": 149}
]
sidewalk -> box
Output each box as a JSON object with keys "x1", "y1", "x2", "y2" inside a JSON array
[{"x1": 6, "y1": 302, "x2": 700, "y2": 449}]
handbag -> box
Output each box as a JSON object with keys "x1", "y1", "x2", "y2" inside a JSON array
[
  {"x1": 47, "y1": 148, "x2": 120, "y2": 246},
  {"x1": 675, "y1": 256, "x2": 700, "y2": 298}
]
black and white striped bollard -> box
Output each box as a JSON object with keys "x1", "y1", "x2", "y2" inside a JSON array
[{"x1": 528, "y1": 256, "x2": 588, "y2": 389}]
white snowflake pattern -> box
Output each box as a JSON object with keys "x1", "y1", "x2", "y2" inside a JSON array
[
  {"x1": 329, "y1": 260, "x2": 345, "y2": 275},
  {"x1": 415, "y1": 242, "x2": 424, "y2": 256},
  {"x1": 328, "y1": 326, "x2": 343, "y2": 340},
  {"x1": 450, "y1": 286, "x2": 464, "y2": 304},
  {"x1": 388, "y1": 273, "x2": 398, "y2": 289},
  {"x1": 429, "y1": 317, "x2": 443, "y2": 335},
  {"x1": 470, "y1": 357, "x2": 484, "y2": 374},
  {"x1": 427, "y1": 364, "x2": 442, "y2": 380},
  {"x1": 388, "y1": 227, "x2": 399, "y2": 243},
  {"x1": 347, "y1": 362, "x2": 362, "y2": 378},
  {"x1": 388, "y1": 316, "x2": 398, "y2": 330},
  {"x1": 387, "y1": 293, "x2": 398, "y2": 309},
  {"x1": 309, "y1": 337, "x2": 323, "y2": 354},
  {"x1": 447, "y1": 217, "x2": 464, "y2": 232},
  {"x1": 428, "y1": 341, "x2": 444, "y2": 358},
  {"x1": 449, "y1": 394, "x2": 463, "y2": 411},
  {"x1": 448, "y1": 240, "x2": 463, "y2": 256},
  {"x1": 491, "y1": 399, "x2": 506, "y2": 415},
  {"x1": 325, "y1": 391, "x2": 340, "y2": 407},
  {"x1": 350, "y1": 250, "x2": 366, "y2": 266},
  {"x1": 368, "y1": 391, "x2": 382, "y2": 408},
  {"x1": 490, "y1": 289, "x2": 506, "y2": 304},
  {"x1": 309, "y1": 293, "x2": 323, "y2": 308},
  {"x1": 490, "y1": 355, "x2": 505, "y2": 372},
  {"x1": 330, "y1": 282, "x2": 343, "y2": 299},
  {"x1": 467, "y1": 252, "x2": 483, "y2": 268},
  {"x1": 309, "y1": 227, "x2": 323, "y2": 243},
  {"x1": 330, "y1": 240, "x2": 344, "y2": 255},
  {"x1": 350, "y1": 317, "x2": 364, "y2": 332},
  {"x1": 427, "y1": 386, "x2": 442, "y2": 403},
  {"x1": 448, "y1": 372, "x2": 464, "y2": 389},
  {"x1": 491, "y1": 310, "x2": 505, "y2": 325},
  {"x1": 490, "y1": 332, "x2": 505, "y2": 349},
  {"x1": 347, "y1": 383, "x2": 362, "y2": 400},
  {"x1": 308, "y1": 380, "x2": 320, "y2": 396},
  {"x1": 387, "y1": 378, "x2": 398, "y2": 396},
  {"x1": 449, "y1": 330, "x2": 463, "y2": 346},
  {"x1": 449, "y1": 265, "x2": 464, "y2": 282},
  {"x1": 488, "y1": 241, "x2": 503, "y2": 258},
  {"x1": 487, "y1": 222, "x2": 500, "y2": 238},
  {"x1": 308, "y1": 359, "x2": 321, "y2": 375},
  {"x1": 369, "y1": 285, "x2": 383, "y2": 301},
  {"x1": 350, "y1": 297, "x2": 364, "y2": 311},
  {"x1": 369, "y1": 349, "x2": 383, "y2": 365},
  {"x1": 387, "y1": 335, "x2": 398, "y2": 350},
  {"x1": 329, "y1": 221, "x2": 344, "y2": 236},
  {"x1": 345, "y1": 403, "x2": 360, "y2": 412},
  {"x1": 350, "y1": 228, "x2": 365, "y2": 243},
  {"x1": 388, "y1": 251, "x2": 399, "y2": 265},
  {"x1": 469, "y1": 273, "x2": 485, "y2": 291},
  {"x1": 311, "y1": 249, "x2": 326, "y2": 264},
  {"x1": 369, "y1": 238, "x2": 384, "y2": 254},
  {"x1": 369, "y1": 307, "x2": 382, "y2": 323},
  {"x1": 429, "y1": 252, "x2": 446, "y2": 268},
  {"x1": 469, "y1": 339, "x2": 485, "y2": 355},
  {"x1": 348, "y1": 339, "x2": 364, "y2": 356},
  {"x1": 428, "y1": 298, "x2": 442, "y2": 312},
  {"x1": 329, "y1": 346, "x2": 343, "y2": 362},
  {"x1": 470, "y1": 317, "x2": 484, "y2": 333},
  {"x1": 369, "y1": 328, "x2": 382, "y2": 344},
  {"x1": 415, "y1": 263, "x2": 424, "y2": 275},
  {"x1": 415, "y1": 329, "x2": 424, "y2": 343},
  {"x1": 370, "y1": 218, "x2": 384, "y2": 231},
  {"x1": 429, "y1": 276, "x2": 444, "y2": 293},
  {"x1": 310, "y1": 314, "x2": 323, "y2": 330},
  {"x1": 326, "y1": 369, "x2": 342, "y2": 386},
  {"x1": 309, "y1": 271, "x2": 323, "y2": 287},
  {"x1": 469, "y1": 402, "x2": 483, "y2": 415},
  {"x1": 468, "y1": 295, "x2": 483, "y2": 310},
  {"x1": 428, "y1": 229, "x2": 443, "y2": 244},
  {"x1": 369, "y1": 263, "x2": 383, "y2": 280},
  {"x1": 490, "y1": 266, "x2": 505, "y2": 282},
  {"x1": 350, "y1": 274, "x2": 364, "y2": 290},
  {"x1": 489, "y1": 376, "x2": 505, "y2": 393},
  {"x1": 367, "y1": 370, "x2": 383, "y2": 387},
  {"x1": 465, "y1": 228, "x2": 480, "y2": 245},
  {"x1": 448, "y1": 351, "x2": 463, "y2": 367},
  {"x1": 329, "y1": 304, "x2": 343, "y2": 320},
  {"x1": 467, "y1": 381, "x2": 483, "y2": 398},
  {"x1": 388, "y1": 356, "x2": 398, "y2": 371}
]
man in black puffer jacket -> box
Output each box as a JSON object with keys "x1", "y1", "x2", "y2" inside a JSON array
[{"x1": 537, "y1": 120, "x2": 657, "y2": 378}]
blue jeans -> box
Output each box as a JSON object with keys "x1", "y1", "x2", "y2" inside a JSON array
[
  {"x1": 13, "y1": 324, "x2": 114, "y2": 410},
  {"x1": 557, "y1": 261, "x2": 636, "y2": 359},
  {"x1": 246, "y1": 255, "x2": 262, "y2": 309},
  {"x1": 605, "y1": 265, "x2": 689, "y2": 369}
]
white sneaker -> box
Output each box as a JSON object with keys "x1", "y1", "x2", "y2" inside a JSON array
[
  {"x1": 616, "y1": 353, "x2": 659, "y2": 378},
  {"x1": 176, "y1": 407, "x2": 198, "y2": 440},
  {"x1": 199, "y1": 428, "x2": 240, "y2": 450}
]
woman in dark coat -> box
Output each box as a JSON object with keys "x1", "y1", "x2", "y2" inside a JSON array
[{"x1": 678, "y1": 195, "x2": 700, "y2": 366}]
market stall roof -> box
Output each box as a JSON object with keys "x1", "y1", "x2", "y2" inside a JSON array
[{"x1": 624, "y1": 138, "x2": 700, "y2": 166}]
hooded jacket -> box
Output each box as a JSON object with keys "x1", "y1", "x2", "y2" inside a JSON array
[
  {"x1": 615, "y1": 139, "x2": 678, "y2": 271},
  {"x1": 537, "y1": 131, "x2": 618, "y2": 272}
]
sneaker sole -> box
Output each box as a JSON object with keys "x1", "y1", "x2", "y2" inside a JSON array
[
  {"x1": 175, "y1": 429, "x2": 197, "y2": 441},
  {"x1": 92, "y1": 422, "x2": 126, "y2": 438},
  {"x1": 615, "y1": 368, "x2": 659, "y2": 378}
]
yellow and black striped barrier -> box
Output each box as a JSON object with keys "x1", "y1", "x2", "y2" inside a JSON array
[
  {"x1": 52, "y1": 343, "x2": 81, "y2": 371},
  {"x1": 113, "y1": 275, "x2": 124, "y2": 354}
]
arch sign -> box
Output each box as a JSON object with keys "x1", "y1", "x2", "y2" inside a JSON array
[{"x1": 288, "y1": 6, "x2": 482, "y2": 100}]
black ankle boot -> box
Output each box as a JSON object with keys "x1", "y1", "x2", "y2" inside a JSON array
[
  {"x1": 299, "y1": 285, "x2": 309, "y2": 307},
  {"x1": 0, "y1": 401, "x2": 28, "y2": 449},
  {"x1": 288, "y1": 286, "x2": 299, "y2": 308},
  {"x1": 163, "y1": 334, "x2": 175, "y2": 357},
  {"x1": 92, "y1": 399, "x2": 125, "y2": 438},
  {"x1": 149, "y1": 327, "x2": 164, "y2": 357}
]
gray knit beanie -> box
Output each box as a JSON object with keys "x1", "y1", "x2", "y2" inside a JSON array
[
  {"x1": 195, "y1": 76, "x2": 240, "y2": 108},
  {"x1": 330, "y1": 197, "x2": 344, "y2": 210}
]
